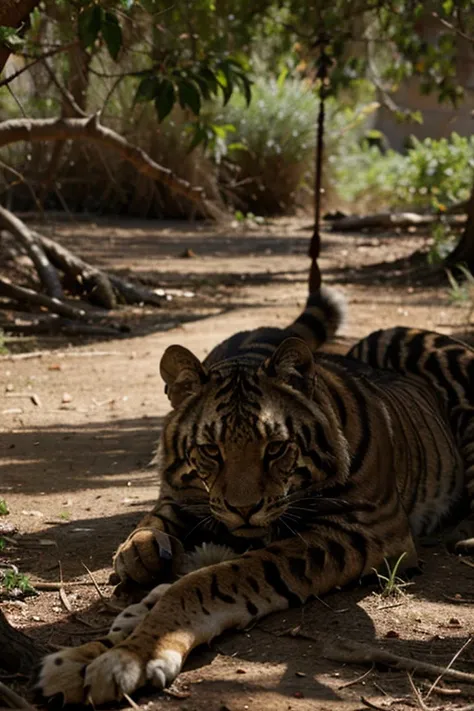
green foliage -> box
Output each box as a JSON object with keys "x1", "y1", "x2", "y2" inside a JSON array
[
  {"x1": 333, "y1": 133, "x2": 474, "y2": 213},
  {"x1": 373, "y1": 552, "x2": 413, "y2": 598},
  {"x1": 446, "y1": 266, "x2": 474, "y2": 324},
  {"x1": 78, "y1": 4, "x2": 122, "y2": 60},
  {"x1": 427, "y1": 222, "x2": 457, "y2": 265},
  {"x1": 207, "y1": 75, "x2": 318, "y2": 213},
  {"x1": 135, "y1": 60, "x2": 252, "y2": 125},
  {"x1": 0, "y1": 538, "x2": 6, "y2": 552},
  {"x1": 0, "y1": 26, "x2": 25, "y2": 50},
  {"x1": 0, "y1": 330, "x2": 8, "y2": 356},
  {"x1": 1, "y1": 570, "x2": 36, "y2": 597},
  {"x1": 0, "y1": 500, "x2": 9, "y2": 516}
]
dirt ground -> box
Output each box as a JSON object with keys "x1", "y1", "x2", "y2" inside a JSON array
[{"x1": 1, "y1": 217, "x2": 474, "y2": 711}]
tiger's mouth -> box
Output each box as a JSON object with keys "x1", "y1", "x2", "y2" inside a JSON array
[{"x1": 231, "y1": 525, "x2": 268, "y2": 538}]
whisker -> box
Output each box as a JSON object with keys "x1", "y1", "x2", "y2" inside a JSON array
[
  {"x1": 279, "y1": 516, "x2": 308, "y2": 547},
  {"x1": 183, "y1": 515, "x2": 213, "y2": 541}
]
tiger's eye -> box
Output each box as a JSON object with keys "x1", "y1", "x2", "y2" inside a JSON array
[
  {"x1": 198, "y1": 444, "x2": 221, "y2": 459},
  {"x1": 266, "y1": 441, "x2": 289, "y2": 458}
]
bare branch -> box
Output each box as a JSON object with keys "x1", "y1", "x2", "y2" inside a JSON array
[
  {"x1": 432, "y1": 11, "x2": 474, "y2": 44},
  {"x1": 0, "y1": 276, "x2": 87, "y2": 320},
  {"x1": 41, "y1": 58, "x2": 88, "y2": 118}
]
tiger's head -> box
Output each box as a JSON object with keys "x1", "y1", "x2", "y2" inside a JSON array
[{"x1": 158, "y1": 338, "x2": 349, "y2": 539}]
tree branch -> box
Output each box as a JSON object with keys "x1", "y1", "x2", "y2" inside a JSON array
[
  {"x1": 0, "y1": 115, "x2": 223, "y2": 218},
  {"x1": 0, "y1": 277, "x2": 87, "y2": 320},
  {"x1": 0, "y1": 205, "x2": 63, "y2": 299}
]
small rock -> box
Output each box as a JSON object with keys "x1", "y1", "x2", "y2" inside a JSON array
[
  {"x1": 293, "y1": 691, "x2": 304, "y2": 699},
  {"x1": 295, "y1": 671, "x2": 306, "y2": 677},
  {"x1": 62, "y1": 392, "x2": 72, "y2": 403},
  {"x1": 385, "y1": 630, "x2": 400, "y2": 638},
  {"x1": 449, "y1": 618, "x2": 461, "y2": 626}
]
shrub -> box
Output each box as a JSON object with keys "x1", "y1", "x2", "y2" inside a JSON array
[
  {"x1": 211, "y1": 75, "x2": 318, "y2": 214},
  {"x1": 332, "y1": 133, "x2": 474, "y2": 213}
]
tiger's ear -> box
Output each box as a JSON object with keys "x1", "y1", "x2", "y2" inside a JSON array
[
  {"x1": 260, "y1": 338, "x2": 315, "y2": 391},
  {"x1": 160, "y1": 345, "x2": 207, "y2": 408}
]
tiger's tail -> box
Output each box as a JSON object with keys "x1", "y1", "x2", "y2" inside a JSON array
[{"x1": 287, "y1": 286, "x2": 346, "y2": 353}]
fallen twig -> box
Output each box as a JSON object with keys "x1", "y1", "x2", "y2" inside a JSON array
[
  {"x1": 0, "y1": 681, "x2": 38, "y2": 711},
  {"x1": 360, "y1": 696, "x2": 387, "y2": 711},
  {"x1": 330, "y1": 211, "x2": 465, "y2": 232},
  {"x1": 82, "y1": 563, "x2": 122, "y2": 613},
  {"x1": 323, "y1": 637, "x2": 474, "y2": 685},
  {"x1": 338, "y1": 664, "x2": 374, "y2": 689},
  {"x1": 424, "y1": 637, "x2": 472, "y2": 701},
  {"x1": 408, "y1": 673, "x2": 431, "y2": 711},
  {"x1": 0, "y1": 349, "x2": 123, "y2": 361}
]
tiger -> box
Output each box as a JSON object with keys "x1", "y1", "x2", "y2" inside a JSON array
[{"x1": 37, "y1": 292, "x2": 474, "y2": 707}]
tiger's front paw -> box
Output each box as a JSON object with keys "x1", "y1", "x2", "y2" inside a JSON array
[
  {"x1": 446, "y1": 515, "x2": 474, "y2": 555},
  {"x1": 37, "y1": 642, "x2": 108, "y2": 705},
  {"x1": 84, "y1": 644, "x2": 183, "y2": 704},
  {"x1": 113, "y1": 527, "x2": 176, "y2": 585}
]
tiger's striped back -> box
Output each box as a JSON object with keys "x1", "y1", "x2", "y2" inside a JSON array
[{"x1": 348, "y1": 327, "x2": 474, "y2": 514}]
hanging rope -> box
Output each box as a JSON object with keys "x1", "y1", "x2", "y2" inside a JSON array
[{"x1": 308, "y1": 34, "x2": 332, "y2": 293}]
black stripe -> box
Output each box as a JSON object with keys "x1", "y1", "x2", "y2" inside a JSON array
[
  {"x1": 307, "y1": 546, "x2": 326, "y2": 572},
  {"x1": 425, "y1": 352, "x2": 459, "y2": 408},
  {"x1": 326, "y1": 539, "x2": 346, "y2": 571},
  {"x1": 446, "y1": 347, "x2": 470, "y2": 394},
  {"x1": 404, "y1": 331, "x2": 426, "y2": 374},
  {"x1": 101, "y1": 637, "x2": 115, "y2": 648},
  {"x1": 262, "y1": 559, "x2": 302, "y2": 607},
  {"x1": 288, "y1": 556, "x2": 309, "y2": 581},
  {"x1": 246, "y1": 599, "x2": 259, "y2": 616},
  {"x1": 246, "y1": 575, "x2": 260, "y2": 593},
  {"x1": 210, "y1": 574, "x2": 236, "y2": 604},
  {"x1": 345, "y1": 379, "x2": 371, "y2": 475},
  {"x1": 327, "y1": 384, "x2": 348, "y2": 428}
]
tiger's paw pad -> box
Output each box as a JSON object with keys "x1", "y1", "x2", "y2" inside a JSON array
[{"x1": 84, "y1": 648, "x2": 146, "y2": 705}]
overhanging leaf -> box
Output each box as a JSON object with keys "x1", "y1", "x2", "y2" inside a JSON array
[
  {"x1": 178, "y1": 79, "x2": 201, "y2": 115},
  {"x1": 78, "y1": 5, "x2": 103, "y2": 49},
  {"x1": 102, "y1": 12, "x2": 122, "y2": 61},
  {"x1": 135, "y1": 74, "x2": 161, "y2": 103},
  {"x1": 155, "y1": 80, "x2": 176, "y2": 122}
]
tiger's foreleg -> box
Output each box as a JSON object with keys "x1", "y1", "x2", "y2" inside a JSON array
[
  {"x1": 66, "y1": 518, "x2": 416, "y2": 705},
  {"x1": 113, "y1": 484, "x2": 189, "y2": 585}
]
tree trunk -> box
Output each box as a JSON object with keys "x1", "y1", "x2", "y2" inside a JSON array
[
  {"x1": 0, "y1": 0, "x2": 42, "y2": 74},
  {"x1": 445, "y1": 181, "x2": 474, "y2": 272},
  {"x1": 0, "y1": 609, "x2": 46, "y2": 674}
]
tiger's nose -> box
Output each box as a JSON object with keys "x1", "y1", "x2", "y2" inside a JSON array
[{"x1": 225, "y1": 499, "x2": 264, "y2": 521}]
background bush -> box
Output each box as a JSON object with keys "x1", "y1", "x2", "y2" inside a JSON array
[{"x1": 332, "y1": 133, "x2": 474, "y2": 213}]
